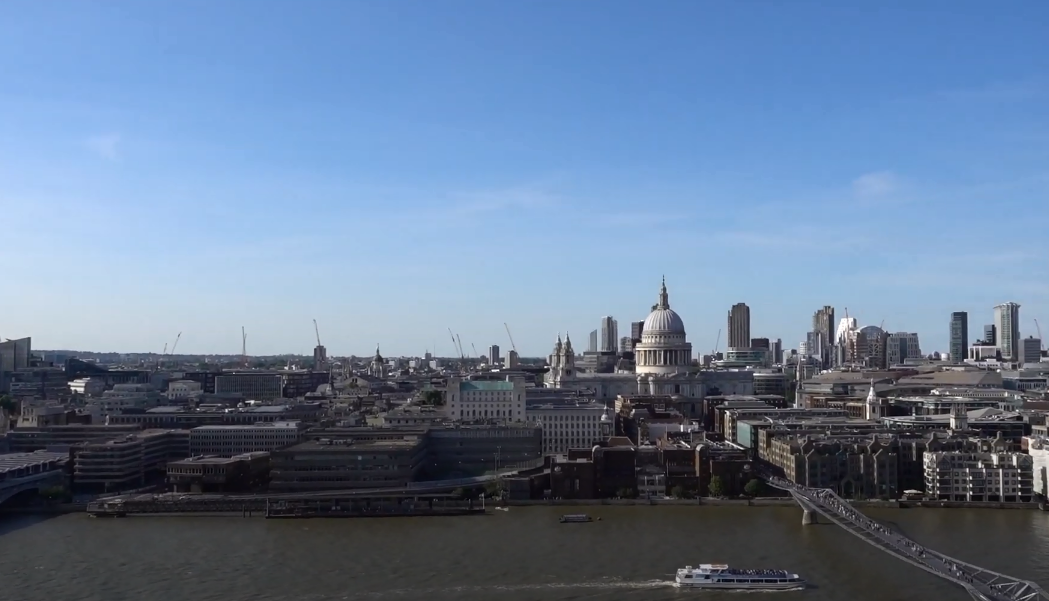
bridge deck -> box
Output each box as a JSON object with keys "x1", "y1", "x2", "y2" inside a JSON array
[{"x1": 767, "y1": 475, "x2": 1047, "y2": 601}]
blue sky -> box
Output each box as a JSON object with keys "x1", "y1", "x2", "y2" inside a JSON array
[{"x1": 1, "y1": 1, "x2": 1047, "y2": 357}]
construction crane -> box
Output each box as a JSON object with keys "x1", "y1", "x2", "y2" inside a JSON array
[
  {"x1": 162, "y1": 343, "x2": 168, "y2": 356},
  {"x1": 504, "y1": 323, "x2": 518, "y2": 353},
  {"x1": 1036, "y1": 319, "x2": 1045, "y2": 350},
  {"x1": 712, "y1": 328, "x2": 721, "y2": 356},
  {"x1": 170, "y1": 332, "x2": 182, "y2": 356},
  {"x1": 447, "y1": 328, "x2": 458, "y2": 359},
  {"x1": 241, "y1": 326, "x2": 248, "y2": 367},
  {"x1": 471, "y1": 343, "x2": 478, "y2": 359},
  {"x1": 313, "y1": 319, "x2": 322, "y2": 347},
  {"x1": 456, "y1": 334, "x2": 465, "y2": 360}
]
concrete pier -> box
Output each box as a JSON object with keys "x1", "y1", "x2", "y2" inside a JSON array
[{"x1": 801, "y1": 508, "x2": 817, "y2": 525}]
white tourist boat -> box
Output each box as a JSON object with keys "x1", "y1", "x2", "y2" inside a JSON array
[{"x1": 675, "y1": 564, "x2": 805, "y2": 590}]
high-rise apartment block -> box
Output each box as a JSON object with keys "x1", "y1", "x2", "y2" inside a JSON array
[
  {"x1": 994, "y1": 302, "x2": 1021, "y2": 361},
  {"x1": 727, "y1": 303, "x2": 751, "y2": 349},
  {"x1": 950, "y1": 312, "x2": 968, "y2": 363},
  {"x1": 488, "y1": 344, "x2": 501, "y2": 366},
  {"x1": 588, "y1": 330, "x2": 598, "y2": 353}
]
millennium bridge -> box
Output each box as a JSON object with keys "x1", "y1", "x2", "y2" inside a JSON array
[{"x1": 764, "y1": 475, "x2": 1047, "y2": 601}]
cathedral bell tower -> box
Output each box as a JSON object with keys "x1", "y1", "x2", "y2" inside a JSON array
[{"x1": 545, "y1": 334, "x2": 576, "y2": 387}]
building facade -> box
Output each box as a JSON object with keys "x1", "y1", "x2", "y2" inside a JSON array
[
  {"x1": 994, "y1": 302, "x2": 1021, "y2": 361},
  {"x1": 950, "y1": 312, "x2": 969, "y2": 363},
  {"x1": 1022, "y1": 337, "x2": 1042, "y2": 365},
  {"x1": 727, "y1": 303, "x2": 751, "y2": 349},
  {"x1": 924, "y1": 446, "x2": 1033, "y2": 502},
  {"x1": 444, "y1": 376, "x2": 527, "y2": 422},
  {"x1": 188, "y1": 421, "x2": 305, "y2": 457},
  {"x1": 887, "y1": 332, "x2": 922, "y2": 366}
]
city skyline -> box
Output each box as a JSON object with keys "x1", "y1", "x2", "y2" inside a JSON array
[{"x1": 1, "y1": 2, "x2": 1047, "y2": 356}]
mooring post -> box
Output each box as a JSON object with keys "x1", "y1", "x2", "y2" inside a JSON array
[{"x1": 802, "y1": 508, "x2": 817, "y2": 525}]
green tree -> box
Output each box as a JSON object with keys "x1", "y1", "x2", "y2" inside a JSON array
[
  {"x1": 707, "y1": 475, "x2": 725, "y2": 498},
  {"x1": 0, "y1": 394, "x2": 17, "y2": 416},
  {"x1": 421, "y1": 390, "x2": 444, "y2": 406},
  {"x1": 670, "y1": 485, "x2": 686, "y2": 499},
  {"x1": 744, "y1": 478, "x2": 764, "y2": 497},
  {"x1": 484, "y1": 479, "x2": 504, "y2": 497}
]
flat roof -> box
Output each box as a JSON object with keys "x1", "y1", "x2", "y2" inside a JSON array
[
  {"x1": 287, "y1": 439, "x2": 422, "y2": 452},
  {"x1": 0, "y1": 451, "x2": 68, "y2": 473}
]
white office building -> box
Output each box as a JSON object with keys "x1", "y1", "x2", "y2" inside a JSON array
[
  {"x1": 444, "y1": 377, "x2": 526, "y2": 422},
  {"x1": 525, "y1": 401, "x2": 610, "y2": 455},
  {"x1": 166, "y1": 380, "x2": 203, "y2": 401}
]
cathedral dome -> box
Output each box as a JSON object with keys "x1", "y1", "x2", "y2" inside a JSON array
[
  {"x1": 641, "y1": 277, "x2": 686, "y2": 334},
  {"x1": 644, "y1": 307, "x2": 685, "y2": 334}
]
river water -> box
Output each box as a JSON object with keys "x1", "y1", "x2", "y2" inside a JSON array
[{"x1": 4, "y1": 506, "x2": 1048, "y2": 601}]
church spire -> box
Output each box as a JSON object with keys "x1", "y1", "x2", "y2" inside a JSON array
[{"x1": 657, "y1": 276, "x2": 670, "y2": 309}]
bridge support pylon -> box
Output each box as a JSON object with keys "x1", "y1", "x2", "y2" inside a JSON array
[{"x1": 802, "y1": 508, "x2": 817, "y2": 525}]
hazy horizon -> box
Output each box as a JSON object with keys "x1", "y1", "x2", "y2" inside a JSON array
[{"x1": 2, "y1": 1, "x2": 1046, "y2": 357}]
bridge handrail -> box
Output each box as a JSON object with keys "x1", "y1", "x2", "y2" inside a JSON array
[{"x1": 764, "y1": 473, "x2": 1048, "y2": 601}]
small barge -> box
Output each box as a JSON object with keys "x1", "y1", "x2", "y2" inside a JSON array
[{"x1": 559, "y1": 514, "x2": 594, "y2": 523}]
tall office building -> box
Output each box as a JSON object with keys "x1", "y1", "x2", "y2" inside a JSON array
[
  {"x1": 488, "y1": 344, "x2": 501, "y2": 366},
  {"x1": 984, "y1": 324, "x2": 997, "y2": 345},
  {"x1": 619, "y1": 336, "x2": 633, "y2": 354},
  {"x1": 770, "y1": 338, "x2": 783, "y2": 365},
  {"x1": 727, "y1": 303, "x2": 751, "y2": 349},
  {"x1": 588, "y1": 330, "x2": 599, "y2": 353},
  {"x1": 599, "y1": 316, "x2": 618, "y2": 353},
  {"x1": 812, "y1": 306, "x2": 835, "y2": 367},
  {"x1": 887, "y1": 332, "x2": 922, "y2": 366},
  {"x1": 1021, "y1": 337, "x2": 1042, "y2": 365},
  {"x1": 949, "y1": 312, "x2": 968, "y2": 363},
  {"x1": 994, "y1": 302, "x2": 1021, "y2": 361}
]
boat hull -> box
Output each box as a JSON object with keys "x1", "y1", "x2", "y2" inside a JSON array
[{"x1": 674, "y1": 580, "x2": 804, "y2": 590}]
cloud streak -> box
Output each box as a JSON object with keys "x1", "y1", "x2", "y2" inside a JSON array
[
  {"x1": 852, "y1": 171, "x2": 899, "y2": 198},
  {"x1": 86, "y1": 133, "x2": 121, "y2": 161},
  {"x1": 450, "y1": 187, "x2": 559, "y2": 214}
]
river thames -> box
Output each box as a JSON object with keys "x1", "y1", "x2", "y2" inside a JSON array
[{"x1": 4, "y1": 505, "x2": 1049, "y2": 601}]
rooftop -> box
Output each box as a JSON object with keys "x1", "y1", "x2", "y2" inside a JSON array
[
  {"x1": 459, "y1": 381, "x2": 515, "y2": 391},
  {"x1": 0, "y1": 451, "x2": 68, "y2": 474},
  {"x1": 286, "y1": 438, "x2": 422, "y2": 452}
]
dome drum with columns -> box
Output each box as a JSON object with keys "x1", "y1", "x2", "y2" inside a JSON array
[
  {"x1": 635, "y1": 276, "x2": 693, "y2": 375},
  {"x1": 544, "y1": 279, "x2": 755, "y2": 401}
]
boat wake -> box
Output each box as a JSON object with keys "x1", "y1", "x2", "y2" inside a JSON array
[{"x1": 339, "y1": 580, "x2": 805, "y2": 598}]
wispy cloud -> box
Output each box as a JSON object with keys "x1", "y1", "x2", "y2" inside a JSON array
[
  {"x1": 597, "y1": 212, "x2": 688, "y2": 227},
  {"x1": 85, "y1": 133, "x2": 121, "y2": 161},
  {"x1": 852, "y1": 171, "x2": 900, "y2": 198},
  {"x1": 450, "y1": 187, "x2": 560, "y2": 214},
  {"x1": 934, "y1": 78, "x2": 1046, "y2": 104}
]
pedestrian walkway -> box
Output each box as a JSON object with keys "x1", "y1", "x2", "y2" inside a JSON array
[{"x1": 764, "y1": 475, "x2": 1047, "y2": 601}]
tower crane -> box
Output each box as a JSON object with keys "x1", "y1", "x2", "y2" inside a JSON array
[
  {"x1": 456, "y1": 334, "x2": 465, "y2": 360},
  {"x1": 504, "y1": 323, "x2": 518, "y2": 353},
  {"x1": 712, "y1": 328, "x2": 721, "y2": 356},
  {"x1": 1036, "y1": 319, "x2": 1045, "y2": 350},
  {"x1": 471, "y1": 343, "x2": 478, "y2": 359},
  {"x1": 313, "y1": 319, "x2": 322, "y2": 347},
  {"x1": 447, "y1": 328, "x2": 458, "y2": 359},
  {"x1": 170, "y1": 332, "x2": 182, "y2": 356}
]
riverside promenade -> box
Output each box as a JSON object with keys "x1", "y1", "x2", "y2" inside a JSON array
[{"x1": 765, "y1": 475, "x2": 1047, "y2": 601}]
